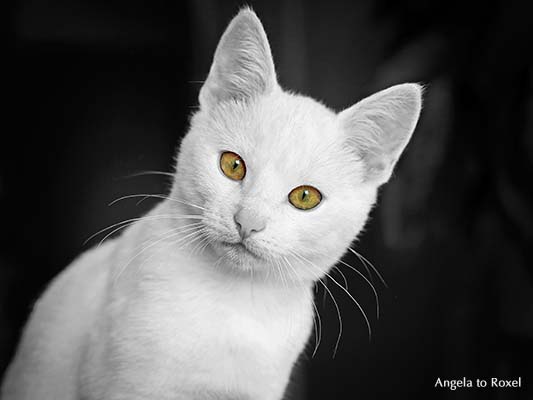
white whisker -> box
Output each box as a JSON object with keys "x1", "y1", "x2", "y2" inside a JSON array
[
  {"x1": 348, "y1": 247, "x2": 388, "y2": 288},
  {"x1": 332, "y1": 265, "x2": 349, "y2": 290},
  {"x1": 310, "y1": 297, "x2": 323, "y2": 358},
  {"x1": 286, "y1": 250, "x2": 343, "y2": 357},
  {"x1": 135, "y1": 222, "x2": 204, "y2": 251},
  {"x1": 114, "y1": 225, "x2": 205, "y2": 284},
  {"x1": 134, "y1": 226, "x2": 207, "y2": 277},
  {"x1": 124, "y1": 170, "x2": 175, "y2": 178},
  {"x1": 100, "y1": 216, "x2": 203, "y2": 247},
  {"x1": 108, "y1": 193, "x2": 206, "y2": 212},
  {"x1": 84, "y1": 213, "x2": 204, "y2": 245},
  {"x1": 316, "y1": 250, "x2": 381, "y2": 320},
  {"x1": 289, "y1": 249, "x2": 372, "y2": 350},
  {"x1": 282, "y1": 256, "x2": 321, "y2": 357},
  {"x1": 317, "y1": 277, "x2": 343, "y2": 358},
  {"x1": 189, "y1": 232, "x2": 211, "y2": 256}
]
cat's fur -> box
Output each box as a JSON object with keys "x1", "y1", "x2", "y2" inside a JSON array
[{"x1": 1, "y1": 8, "x2": 422, "y2": 400}]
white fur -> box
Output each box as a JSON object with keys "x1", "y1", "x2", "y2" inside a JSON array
[{"x1": 1, "y1": 8, "x2": 422, "y2": 400}]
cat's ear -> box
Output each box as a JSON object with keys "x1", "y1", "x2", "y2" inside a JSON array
[
  {"x1": 338, "y1": 83, "x2": 423, "y2": 185},
  {"x1": 199, "y1": 8, "x2": 277, "y2": 108}
]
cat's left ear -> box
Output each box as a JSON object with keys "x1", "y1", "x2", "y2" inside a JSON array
[
  {"x1": 338, "y1": 83, "x2": 423, "y2": 185},
  {"x1": 199, "y1": 8, "x2": 277, "y2": 109}
]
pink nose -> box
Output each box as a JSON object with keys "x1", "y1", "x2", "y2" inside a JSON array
[{"x1": 233, "y1": 208, "x2": 266, "y2": 239}]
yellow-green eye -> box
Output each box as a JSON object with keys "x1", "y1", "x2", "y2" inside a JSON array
[
  {"x1": 220, "y1": 151, "x2": 246, "y2": 181},
  {"x1": 288, "y1": 185, "x2": 322, "y2": 210}
]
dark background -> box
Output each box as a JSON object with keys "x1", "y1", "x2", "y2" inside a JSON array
[{"x1": 2, "y1": 0, "x2": 533, "y2": 399}]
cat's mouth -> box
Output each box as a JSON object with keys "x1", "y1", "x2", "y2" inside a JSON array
[{"x1": 219, "y1": 240, "x2": 262, "y2": 260}]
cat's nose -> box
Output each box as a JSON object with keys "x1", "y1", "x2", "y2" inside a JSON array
[{"x1": 233, "y1": 208, "x2": 266, "y2": 239}]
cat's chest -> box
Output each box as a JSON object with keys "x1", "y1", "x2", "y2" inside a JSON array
[
  {"x1": 176, "y1": 283, "x2": 313, "y2": 394},
  {"x1": 171, "y1": 278, "x2": 313, "y2": 356},
  {"x1": 132, "y1": 272, "x2": 313, "y2": 387}
]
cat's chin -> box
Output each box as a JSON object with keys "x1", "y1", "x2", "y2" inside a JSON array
[
  {"x1": 209, "y1": 240, "x2": 268, "y2": 271},
  {"x1": 220, "y1": 241, "x2": 262, "y2": 260}
]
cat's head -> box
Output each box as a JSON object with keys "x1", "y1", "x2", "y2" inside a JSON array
[{"x1": 172, "y1": 9, "x2": 422, "y2": 282}]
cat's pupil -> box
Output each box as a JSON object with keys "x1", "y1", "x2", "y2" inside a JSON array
[
  {"x1": 233, "y1": 160, "x2": 240, "y2": 170},
  {"x1": 301, "y1": 190, "x2": 309, "y2": 201}
]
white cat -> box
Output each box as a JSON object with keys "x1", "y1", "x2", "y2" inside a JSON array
[{"x1": 1, "y1": 8, "x2": 422, "y2": 400}]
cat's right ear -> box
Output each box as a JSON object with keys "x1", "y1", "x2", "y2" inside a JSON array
[
  {"x1": 338, "y1": 83, "x2": 423, "y2": 185},
  {"x1": 199, "y1": 8, "x2": 277, "y2": 109}
]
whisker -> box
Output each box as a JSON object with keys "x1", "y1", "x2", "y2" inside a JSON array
[
  {"x1": 198, "y1": 235, "x2": 215, "y2": 256},
  {"x1": 317, "y1": 276, "x2": 343, "y2": 357},
  {"x1": 179, "y1": 230, "x2": 210, "y2": 253},
  {"x1": 290, "y1": 250, "x2": 372, "y2": 346},
  {"x1": 167, "y1": 227, "x2": 208, "y2": 251},
  {"x1": 349, "y1": 249, "x2": 374, "y2": 285},
  {"x1": 281, "y1": 256, "x2": 301, "y2": 287},
  {"x1": 347, "y1": 247, "x2": 388, "y2": 288},
  {"x1": 337, "y1": 258, "x2": 380, "y2": 320},
  {"x1": 322, "y1": 275, "x2": 328, "y2": 308},
  {"x1": 114, "y1": 225, "x2": 205, "y2": 283},
  {"x1": 108, "y1": 194, "x2": 206, "y2": 212},
  {"x1": 96, "y1": 216, "x2": 203, "y2": 247},
  {"x1": 135, "y1": 222, "x2": 205, "y2": 251},
  {"x1": 123, "y1": 171, "x2": 175, "y2": 178},
  {"x1": 133, "y1": 226, "x2": 207, "y2": 277},
  {"x1": 316, "y1": 250, "x2": 381, "y2": 320},
  {"x1": 249, "y1": 255, "x2": 255, "y2": 299},
  {"x1": 84, "y1": 213, "x2": 204, "y2": 245},
  {"x1": 282, "y1": 256, "x2": 321, "y2": 357},
  {"x1": 214, "y1": 252, "x2": 229, "y2": 269},
  {"x1": 311, "y1": 297, "x2": 323, "y2": 358},
  {"x1": 286, "y1": 250, "x2": 343, "y2": 357},
  {"x1": 332, "y1": 265, "x2": 349, "y2": 290},
  {"x1": 189, "y1": 231, "x2": 212, "y2": 256},
  {"x1": 274, "y1": 258, "x2": 288, "y2": 289}
]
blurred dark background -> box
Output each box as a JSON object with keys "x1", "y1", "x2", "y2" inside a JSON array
[{"x1": 2, "y1": 0, "x2": 533, "y2": 399}]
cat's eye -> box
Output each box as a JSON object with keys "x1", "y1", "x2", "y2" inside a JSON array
[
  {"x1": 288, "y1": 185, "x2": 322, "y2": 210},
  {"x1": 220, "y1": 151, "x2": 246, "y2": 181}
]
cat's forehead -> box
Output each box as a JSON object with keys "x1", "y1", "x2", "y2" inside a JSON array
[{"x1": 214, "y1": 92, "x2": 338, "y2": 162}]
